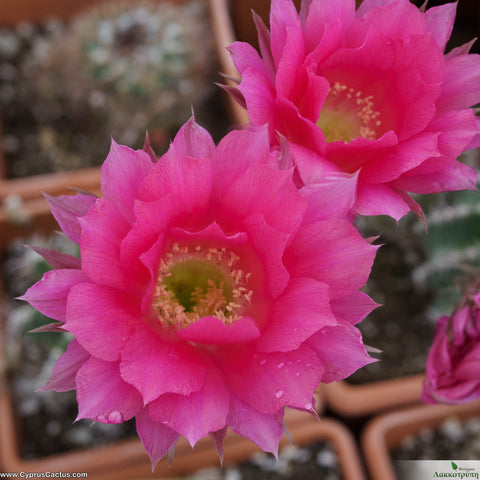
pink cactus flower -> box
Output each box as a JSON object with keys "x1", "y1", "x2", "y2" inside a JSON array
[
  {"x1": 423, "y1": 290, "x2": 480, "y2": 404},
  {"x1": 21, "y1": 119, "x2": 378, "y2": 467},
  {"x1": 228, "y1": 0, "x2": 480, "y2": 220}
]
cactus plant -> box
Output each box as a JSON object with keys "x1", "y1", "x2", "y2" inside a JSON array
[
  {"x1": 412, "y1": 150, "x2": 480, "y2": 320},
  {"x1": 2, "y1": 0, "x2": 218, "y2": 177}
]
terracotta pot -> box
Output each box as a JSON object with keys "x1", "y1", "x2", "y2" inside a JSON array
[
  {"x1": 0, "y1": 0, "x2": 248, "y2": 186},
  {"x1": 362, "y1": 401, "x2": 480, "y2": 480},
  {"x1": 0, "y1": 168, "x2": 102, "y2": 251},
  {"x1": 91, "y1": 414, "x2": 365, "y2": 480},
  {"x1": 321, "y1": 373, "x2": 424, "y2": 418}
]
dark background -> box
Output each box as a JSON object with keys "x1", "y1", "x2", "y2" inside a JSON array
[{"x1": 231, "y1": 0, "x2": 480, "y2": 54}]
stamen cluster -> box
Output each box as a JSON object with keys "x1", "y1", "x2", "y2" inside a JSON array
[{"x1": 152, "y1": 242, "x2": 252, "y2": 329}]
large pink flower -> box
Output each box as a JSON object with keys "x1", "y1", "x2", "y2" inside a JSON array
[
  {"x1": 228, "y1": 0, "x2": 480, "y2": 220},
  {"x1": 21, "y1": 120, "x2": 377, "y2": 466},
  {"x1": 423, "y1": 290, "x2": 480, "y2": 405}
]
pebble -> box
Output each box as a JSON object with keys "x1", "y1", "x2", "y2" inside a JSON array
[
  {"x1": 0, "y1": 31, "x2": 21, "y2": 57},
  {"x1": 316, "y1": 448, "x2": 338, "y2": 468},
  {"x1": 393, "y1": 416, "x2": 480, "y2": 462}
]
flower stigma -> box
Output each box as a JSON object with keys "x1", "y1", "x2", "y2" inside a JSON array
[
  {"x1": 316, "y1": 82, "x2": 382, "y2": 143},
  {"x1": 153, "y1": 242, "x2": 253, "y2": 329}
]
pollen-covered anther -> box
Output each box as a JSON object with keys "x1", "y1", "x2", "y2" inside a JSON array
[
  {"x1": 152, "y1": 242, "x2": 253, "y2": 330},
  {"x1": 318, "y1": 82, "x2": 382, "y2": 142}
]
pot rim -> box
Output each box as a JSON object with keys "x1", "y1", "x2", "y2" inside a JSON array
[{"x1": 361, "y1": 401, "x2": 480, "y2": 480}]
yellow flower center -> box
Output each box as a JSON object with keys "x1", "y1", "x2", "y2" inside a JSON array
[
  {"x1": 153, "y1": 242, "x2": 252, "y2": 330},
  {"x1": 317, "y1": 82, "x2": 382, "y2": 143}
]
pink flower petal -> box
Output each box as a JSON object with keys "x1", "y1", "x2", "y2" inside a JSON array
[
  {"x1": 424, "y1": 2, "x2": 457, "y2": 50},
  {"x1": 223, "y1": 344, "x2": 323, "y2": 414},
  {"x1": 465, "y1": 115, "x2": 480, "y2": 151},
  {"x1": 270, "y1": 0, "x2": 303, "y2": 70},
  {"x1": 120, "y1": 196, "x2": 182, "y2": 276},
  {"x1": 275, "y1": 96, "x2": 326, "y2": 153},
  {"x1": 275, "y1": 19, "x2": 306, "y2": 100},
  {"x1": 425, "y1": 316, "x2": 453, "y2": 383},
  {"x1": 165, "y1": 117, "x2": 216, "y2": 163},
  {"x1": 79, "y1": 198, "x2": 131, "y2": 290},
  {"x1": 227, "y1": 393, "x2": 284, "y2": 457},
  {"x1": 29, "y1": 322, "x2": 65, "y2": 333},
  {"x1": 176, "y1": 316, "x2": 260, "y2": 345},
  {"x1": 101, "y1": 141, "x2": 154, "y2": 223},
  {"x1": 446, "y1": 39, "x2": 476, "y2": 58},
  {"x1": 288, "y1": 142, "x2": 342, "y2": 186},
  {"x1": 137, "y1": 156, "x2": 213, "y2": 221},
  {"x1": 453, "y1": 344, "x2": 480, "y2": 381},
  {"x1": 253, "y1": 11, "x2": 276, "y2": 79},
  {"x1": 296, "y1": 66, "x2": 330, "y2": 123},
  {"x1": 27, "y1": 245, "x2": 81, "y2": 270},
  {"x1": 300, "y1": 171, "x2": 358, "y2": 223},
  {"x1": 76, "y1": 357, "x2": 143, "y2": 423},
  {"x1": 169, "y1": 222, "x2": 249, "y2": 246},
  {"x1": 306, "y1": 14, "x2": 347, "y2": 67},
  {"x1": 330, "y1": 291, "x2": 380, "y2": 325},
  {"x1": 391, "y1": 158, "x2": 478, "y2": 194},
  {"x1": 257, "y1": 277, "x2": 336, "y2": 353},
  {"x1": 237, "y1": 67, "x2": 277, "y2": 126},
  {"x1": 217, "y1": 164, "x2": 305, "y2": 235},
  {"x1": 139, "y1": 235, "x2": 166, "y2": 314},
  {"x1": 120, "y1": 324, "x2": 206, "y2": 404},
  {"x1": 423, "y1": 379, "x2": 479, "y2": 405},
  {"x1": 285, "y1": 220, "x2": 377, "y2": 298},
  {"x1": 357, "y1": 0, "x2": 427, "y2": 40},
  {"x1": 430, "y1": 109, "x2": 479, "y2": 159},
  {"x1": 355, "y1": 183, "x2": 411, "y2": 219},
  {"x1": 228, "y1": 41, "x2": 274, "y2": 81},
  {"x1": 243, "y1": 214, "x2": 290, "y2": 298},
  {"x1": 326, "y1": 132, "x2": 399, "y2": 176},
  {"x1": 135, "y1": 409, "x2": 180, "y2": 469},
  {"x1": 45, "y1": 193, "x2": 97, "y2": 244},
  {"x1": 308, "y1": 323, "x2": 376, "y2": 382},
  {"x1": 149, "y1": 366, "x2": 230, "y2": 446},
  {"x1": 38, "y1": 339, "x2": 90, "y2": 392},
  {"x1": 65, "y1": 283, "x2": 134, "y2": 362},
  {"x1": 451, "y1": 307, "x2": 471, "y2": 347},
  {"x1": 142, "y1": 132, "x2": 158, "y2": 163},
  {"x1": 301, "y1": 0, "x2": 354, "y2": 55},
  {"x1": 354, "y1": 0, "x2": 395, "y2": 17},
  {"x1": 399, "y1": 191, "x2": 426, "y2": 226},
  {"x1": 359, "y1": 131, "x2": 440, "y2": 184},
  {"x1": 438, "y1": 54, "x2": 480, "y2": 112},
  {"x1": 20, "y1": 269, "x2": 89, "y2": 321},
  {"x1": 211, "y1": 126, "x2": 274, "y2": 202},
  {"x1": 219, "y1": 83, "x2": 247, "y2": 110},
  {"x1": 209, "y1": 428, "x2": 227, "y2": 463}
]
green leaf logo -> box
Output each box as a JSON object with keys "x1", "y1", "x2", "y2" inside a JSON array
[{"x1": 451, "y1": 462, "x2": 458, "y2": 470}]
